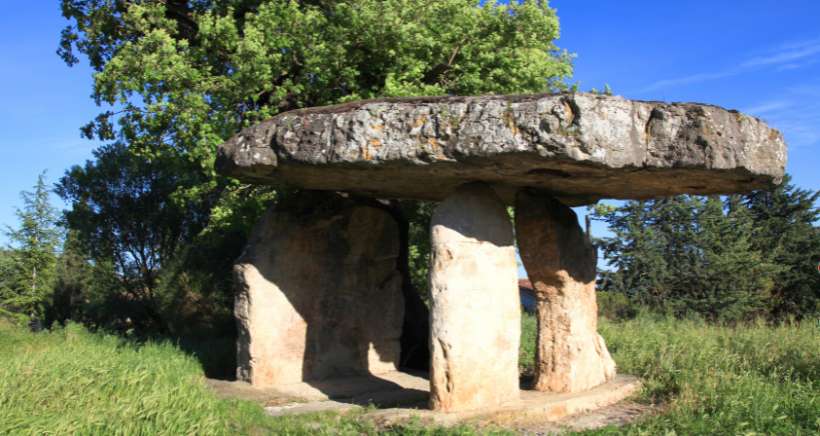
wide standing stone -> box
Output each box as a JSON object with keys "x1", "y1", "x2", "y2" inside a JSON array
[
  {"x1": 429, "y1": 183, "x2": 520, "y2": 412},
  {"x1": 235, "y1": 192, "x2": 404, "y2": 387},
  {"x1": 515, "y1": 191, "x2": 616, "y2": 393}
]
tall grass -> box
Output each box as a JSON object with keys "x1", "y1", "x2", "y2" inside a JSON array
[
  {"x1": 585, "y1": 314, "x2": 818, "y2": 434},
  {"x1": 0, "y1": 322, "x2": 391, "y2": 435},
  {"x1": 1, "y1": 313, "x2": 817, "y2": 434}
]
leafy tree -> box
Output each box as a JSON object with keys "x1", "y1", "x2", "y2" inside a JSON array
[
  {"x1": 57, "y1": 0, "x2": 575, "y2": 332},
  {"x1": 49, "y1": 230, "x2": 94, "y2": 325},
  {"x1": 59, "y1": 0, "x2": 572, "y2": 202},
  {"x1": 2, "y1": 173, "x2": 61, "y2": 319},
  {"x1": 56, "y1": 143, "x2": 224, "y2": 331}
]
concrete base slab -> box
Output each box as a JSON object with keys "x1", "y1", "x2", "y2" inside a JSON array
[
  {"x1": 216, "y1": 372, "x2": 642, "y2": 427},
  {"x1": 208, "y1": 372, "x2": 641, "y2": 428},
  {"x1": 364, "y1": 375, "x2": 641, "y2": 427},
  {"x1": 207, "y1": 370, "x2": 429, "y2": 411}
]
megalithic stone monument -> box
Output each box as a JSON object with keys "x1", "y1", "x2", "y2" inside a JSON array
[{"x1": 217, "y1": 93, "x2": 786, "y2": 412}]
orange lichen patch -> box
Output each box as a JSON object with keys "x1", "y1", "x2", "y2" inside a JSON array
[
  {"x1": 562, "y1": 100, "x2": 575, "y2": 125},
  {"x1": 504, "y1": 110, "x2": 519, "y2": 137},
  {"x1": 414, "y1": 115, "x2": 428, "y2": 129},
  {"x1": 369, "y1": 138, "x2": 382, "y2": 148},
  {"x1": 428, "y1": 137, "x2": 448, "y2": 159},
  {"x1": 371, "y1": 124, "x2": 384, "y2": 133}
]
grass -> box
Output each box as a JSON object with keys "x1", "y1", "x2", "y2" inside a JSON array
[
  {"x1": 1, "y1": 313, "x2": 817, "y2": 435},
  {"x1": 587, "y1": 314, "x2": 819, "y2": 435}
]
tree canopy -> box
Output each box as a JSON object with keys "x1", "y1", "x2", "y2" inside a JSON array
[
  {"x1": 56, "y1": 0, "x2": 574, "y2": 332},
  {"x1": 60, "y1": 0, "x2": 572, "y2": 178}
]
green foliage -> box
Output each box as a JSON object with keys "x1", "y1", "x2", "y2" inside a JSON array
[
  {"x1": 592, "y1": 315, "x2": 819, "y2": 435},
  {"x1": 592, "y1": 184, "x2": 817, "y2": 321},
  {"x1": 0, "y1": 321, "x2": 485, "y2": 434},
  {"x1": 57, "y1": 0, "x2": 574, "y2": 333},
  {"x1": 48, "y1": 231, "x2": 92, "y2": 324},
  {"x1": 518, "y1": 310, "x2": 538, "y2": 375},
  {"x1": 404, "y1": 200, "x2": 435, "y2": 299},
  {"x1": 60, "y1": 0, "x2": 572, "y2": 178},
  {"x1": 4, "y1": 312, "x2": 816, "y2": 434},
  {"x1": 596, "y1": 291, "x2": 638, "y2": 321},
  {"x1": 55, "y1": 143, "x2": 213, "y2": 331},
  {"x1": 55, "y1": 143, "x2": 276, "y2": 333},
  {"x1": 518, "y1": 312, "x2": 819, "y2": 434},
  {"x1": 742, "y1": 175, "x2": 820, "y2": 319},
  {"x1": 1, "y1": 172, "x2": 61, "y2": 319}
]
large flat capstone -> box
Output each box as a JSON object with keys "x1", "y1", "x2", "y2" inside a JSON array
[{"x1": 217, "y1": 93, "x2": 786, "y2": 205}]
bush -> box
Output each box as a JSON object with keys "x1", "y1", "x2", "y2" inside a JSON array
[{"x1": 596, "y1": 291, "x2": 639, "y2": 321}]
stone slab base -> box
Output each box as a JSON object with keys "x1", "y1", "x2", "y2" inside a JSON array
[
  {"x1": 207, "y1": 370, "x2": 429, "y2": 412},
  {"x1": 242, "y1": 373, "x2": 641, "y2": 426}
]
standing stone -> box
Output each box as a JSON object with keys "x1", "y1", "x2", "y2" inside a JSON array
[
  {"x1": 515, "y1": 190, "x2": 616, "y2": 393},
  {"x1": 429, "y1": 183, "x2": 520, "y2": 412},
  {"x1": 235, "y1": 192, "x2": 404, "y2": 388}
]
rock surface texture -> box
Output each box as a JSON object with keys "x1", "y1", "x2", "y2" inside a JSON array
[
  {"x1": 429, "y1": 184, "x2": 521, "y2": 412},
  {"x1": 515, "y1": 190, "x2": 616, "y2": 393},
  {"x1": 217, "y1": 93, "x2": 786, "y2": 205},
  {"x1": 235, "y1": 192, "x2": 404, "y2": 387}
]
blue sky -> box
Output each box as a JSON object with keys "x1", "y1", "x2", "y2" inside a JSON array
[{"x1": 1, "y1": 1, "x2": 818, "y2": 249}]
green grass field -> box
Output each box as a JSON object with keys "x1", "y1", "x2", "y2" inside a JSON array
[{"x1": 1, "y1": 314, "x2": 817, "y2": 435}]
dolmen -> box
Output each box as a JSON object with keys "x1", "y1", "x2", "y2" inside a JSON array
[{"x1": 217, "y1": 93, "x2": 786, "y2": 412}]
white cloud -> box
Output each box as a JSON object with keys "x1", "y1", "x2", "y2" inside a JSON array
[
  {"x1": 741, "y1": 40, "x2": 820, "y2": 67},
  {"x1": 639, "y1": 69, "x2": 741, "y2": 93},
  {"x1": 742, "y1": 101, "x2": 792, "y2": 116},
  {"x1": 745, "y1": 85, "x2": 820, "y2": 149},
  {"x1": 638, "y1": 37, "x2": 820, "y2": 93}
]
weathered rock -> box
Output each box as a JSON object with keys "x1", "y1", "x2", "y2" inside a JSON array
[
  {"x1": 515, "y1": 190, "x2": 616, "y2": 393},
  {"x1": 217, "y1": 93, "x2": 786, "y2": 205},
  {"x1": 429, "y1": 183, "x2": 520, "y2": 411},
  {"x1": 235, "y1": 192, "x2": 404, "y2": 387}
]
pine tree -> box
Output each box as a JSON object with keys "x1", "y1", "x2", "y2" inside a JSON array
[
  {"x1": 688, "y1": 196, "x2": 777, "y2": 321},
  {"x1": 595, "y1": 200, "x2": 670, "y2": 307},
  {"x1": 742, "y1": 176, "x2": 820, "y2": 319},
  {"x1": 2, "y1": 172, "x2": 61, "y2": 319},
  {"x1": 593, "y1": 194, "x2": 784, "y2": 321}
]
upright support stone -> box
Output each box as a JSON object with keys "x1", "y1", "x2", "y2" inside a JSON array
[
  {"x1": 234, "y1": 192, "x2": 404, "y2": 388},
  {"x1": 429, "y1": 183, "x2": 520, "y2": 412},
  {"x1": 515, "y1": 190, "x2": 616, "y2": 393}
]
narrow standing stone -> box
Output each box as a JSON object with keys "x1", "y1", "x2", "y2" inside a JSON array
[
  {"x1": 515, "y1": 190, "x2": 616, "y2": 393},
  {"x1": 429, "y1": 183, "x2": 520, "y2": 412},
  {"x1": 234, "y1": 192, "x2": 404, "y2": 387}
]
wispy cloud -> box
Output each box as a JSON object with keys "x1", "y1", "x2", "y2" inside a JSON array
[
  {"x1": 639, "y1": 37, "x2": 820, "y2": 93},
  {"x1": 741, "y1": 39, "x2": 820, "y2": 67},
  {"x1": 640, "y1": 70, "x2": 741, "y2": 93},
  {"x1": 742, "y1": 101, "x2": 792, "y2": 116},
  {"x1": 744, "y1": 85, "x2": 820, "y2": 149}
]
